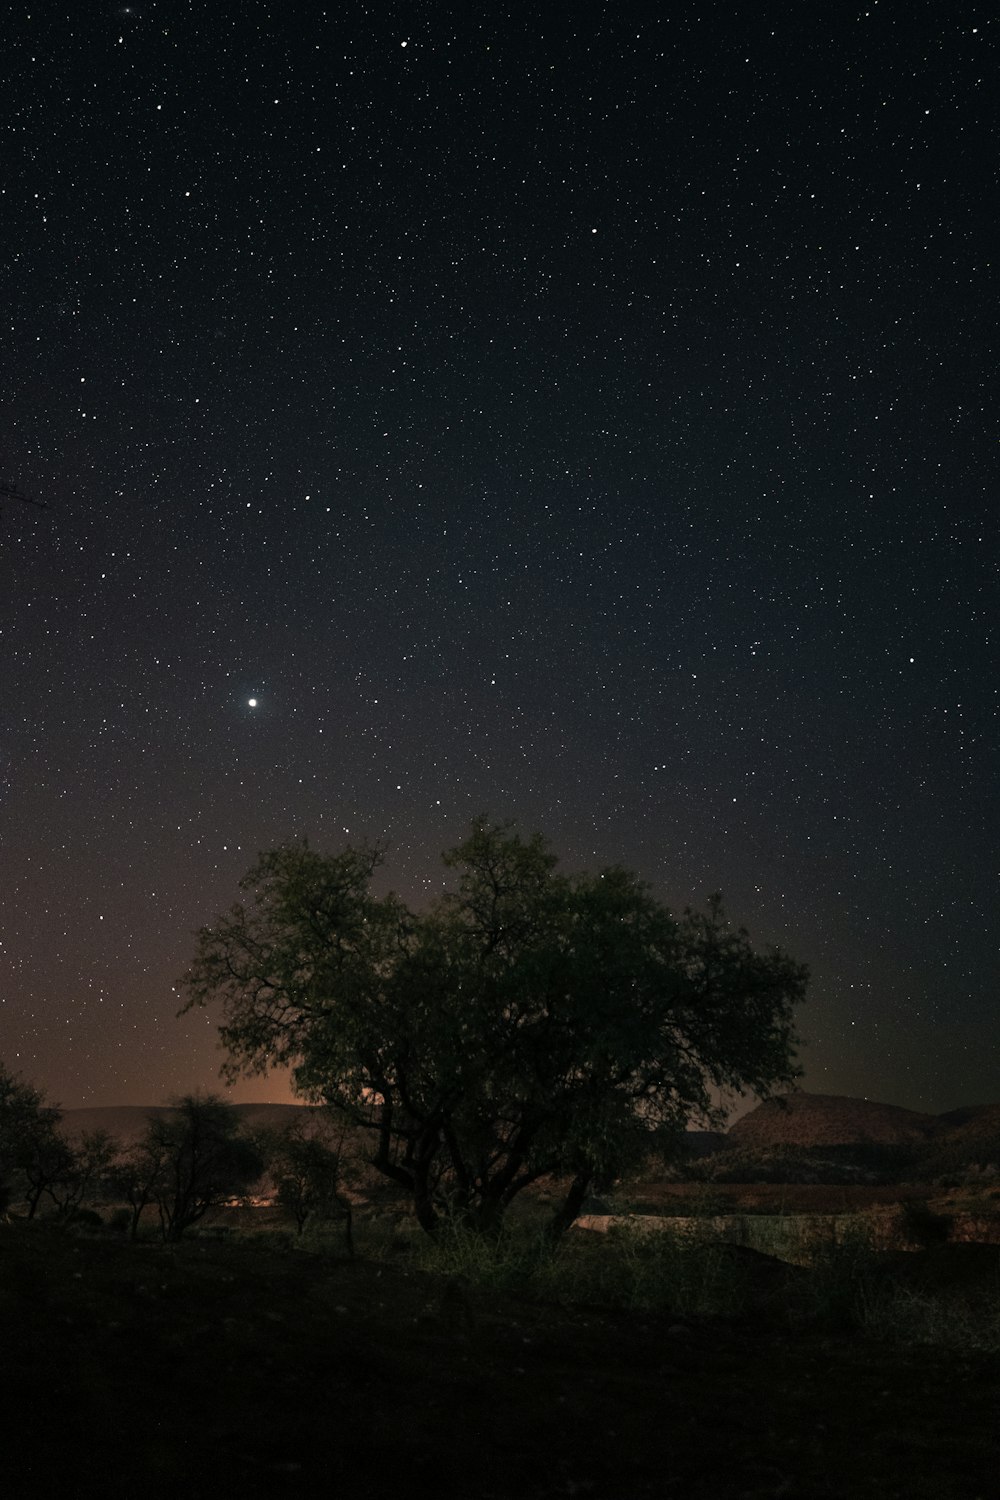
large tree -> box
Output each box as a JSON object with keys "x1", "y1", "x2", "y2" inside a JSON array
[{"x1": 181, "y1": 822, "x2": 807, "y2": 1237}]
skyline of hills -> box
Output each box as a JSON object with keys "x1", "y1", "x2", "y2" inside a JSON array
[{"x1": 57, "y1": 1092, "x2": 1000, "y2": 1150}]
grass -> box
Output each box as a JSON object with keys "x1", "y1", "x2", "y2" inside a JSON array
[
  {"x1": 376, "y1": 1204, "x2": 1000, "y2": 1350},
  {"x1": 396, "y1": 1211, "x2": 786, "y2": 1319},
  {"x1": 568, "y1": 1220, "x2": 756, "y2": 1316},
  {"x1": 44, "y1": 1187, "x2": 1000, "y2": 1352},
  {"x1": 860, "y1": 1281, "x2": 1000, "y2": 1353}
]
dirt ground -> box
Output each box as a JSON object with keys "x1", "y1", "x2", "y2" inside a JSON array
[{"x1": 2, "y1": 1217, "x2": 999, "y2": 1500}]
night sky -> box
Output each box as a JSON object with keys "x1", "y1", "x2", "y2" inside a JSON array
[{"x1": 2, "y1": 2, "x2": 996, "y2": 1115}]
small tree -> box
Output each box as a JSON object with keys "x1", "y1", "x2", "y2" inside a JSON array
[
  {"x1": 263, "y1": 1115, "x2": 356, "y2": 1252},
  {"x1": 0, "y1": 1066, "x2": 66, "y2": 1219},
  {"x1": 181, "y1": 821, "x2": 808, "y2": 1239},
  {"x1": 21, "y1": 1122, "x2": 75, "y2": 1218},
  {"x1": 105, "y1": 1137, "x2": 170, "y2": 1241},
  {"x1": 144, "y1": 1094, "x2": 264, "y2": 1241},
  {"x1": 42, "y1": 1129, "x2": 119, "y2": 1221}
]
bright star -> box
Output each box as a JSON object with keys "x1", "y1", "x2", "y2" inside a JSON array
[{"x1": 248, "y1": 698, "x2": 258, "y2": 708}]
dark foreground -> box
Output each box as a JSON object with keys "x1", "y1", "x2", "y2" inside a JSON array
[{"x1": 2, "y1": 1219, "x2": 998, "y2": 1500}]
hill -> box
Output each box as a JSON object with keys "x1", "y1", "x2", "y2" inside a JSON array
[
  {"x1": 919, "y1": 1103, "x2": 1000, "y2": 1179},
  {"x1": 58, "y1": 1094, "x2": 1000, "y2": 1186},
  {"x1": 58, "y1": 1102, "x2": 318, "y2": 1147},
  {"x1": 690, "y1": 1093, "x2": 1000, "y2": 1186},
  {"x1": 727, "y1": 1092, "x2": 940, "y2": 1149}
]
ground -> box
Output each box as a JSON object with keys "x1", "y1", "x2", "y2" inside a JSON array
[{"x1": 2, "y1": 1215, "x2": 998, "y2": 1499}]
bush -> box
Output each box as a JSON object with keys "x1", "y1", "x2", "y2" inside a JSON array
[
  {"x1": 859, "y1": 1282, "x2": 1000, "y2": 1353},
  {"x1": 591, "y1": 1222, "x2": 753, "y2": 1315},
  {"x1": 691, "y1": 1141, "x2": 919, "y2": 1186},
  {"x1": 790, "y1": 1222, "x2": 888, "y2": 1331},
  {"x1": 413, "y1": 1216, "x2": 554, "y2": 1294},
  {"x1": 896, "y1": 1199, "x2": 950, "y2": 1247},
  {"x1": 107, "y1": 1207, "x2": 132, "y2": 1235},
  {"x1": 68, "y1": 1207, "x2": 104, "y2": 1231}
]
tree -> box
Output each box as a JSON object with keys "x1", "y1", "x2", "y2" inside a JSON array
[
  {"x1": 36, "y1": 1129, "x2": 119, "y2": 1221},
  {"x1": 105, "y1": 1137, "x2": 169, "y2": 1240},
  {"x1": 143, "y1": 1094, "x2": 265, "y2": 1242},
  {"x1": 262, "y1": 1114, "x2": 357, "y2": 1252},
  {"x1": 0, "y1": 1065, "x2": 64, "y2": 1219},
  {"x1": 181, "y1": 821, "x2": 807, "y2": 1239}
]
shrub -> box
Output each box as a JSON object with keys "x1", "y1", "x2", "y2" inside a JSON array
[
  {"x1": 859, "y1": 1282, "x2": 1000, "y2": 1353},
  {"x1": 790, "y1": 1221, "x2": 888, "y2": 1331},
  {"x1": 896, "y1": 1199, "x2": 950, "y2": 1247},
  {"x1": 107, "y1": 1207, "x2": 132, "y2": 1235},
  {"x1": 691, "y1": 1141, "x2": 919, "y2": 1186},
  {"x1": 68, "y1": 1207, "x2": 104, "y2": 1231}
]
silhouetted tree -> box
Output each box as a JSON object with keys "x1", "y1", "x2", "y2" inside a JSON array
[
  {"x1": 263, "y1": 1114, "x2": 356, "y2": 1253},
  {"x1": 105, "y1": 1137, "x2": 170, "y2": 1240},
  {"x1": 144, "y1": 1094, "x2": 264, "y2": 1241},
  {"x1": 0, "y1": 1065, "x2": 64, "y2": 1218},
  {"x1": 181, "y1": 821, "x2": 807, "y2": 1239},
  {"x1": 42, "y1": 1129, "x2": 119, "y2": 1220}
]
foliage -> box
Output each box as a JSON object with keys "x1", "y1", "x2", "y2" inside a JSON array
[
  {"x1": 18, "y1": 1116, "x2": 75, "y2": 1218},
  {"x1": 66, "y1": 1206, "x2": 105, "y2": 1230},
  {"x1": 0, "y1": 1067, "x2": 115, "y2": 1222},
  {"x1": 915, "y1": 1132, "x2": 1000, "y2": 1186},
  {"x1": 895, "y1": 1198, "x2": 951, "y2": 1248},
  {"x1": 141, "y1": 1094, "x2": 264, "y2": 1242},
  {"x1": 0, "y1": 1063, "x2": 64, "y2": 1217},
  {"x1": 181, "y1": 820, "x2": 807, "y2": 1238},
  {"x1": 104, "y1": 1137, "x2": 172, "y2": 1240},
  {"x1": 689, "y1": 1140, "x2": 920, "y2": 1186},
  {"x1": 107, "y1": 1206, "x2": 133, "y2": 1235},
  {"x1": 400, "y1": 1213, "x2": 755, "y2": 1317},
  {"x1": 858, "y1": 1279, "x2": 1000, "y2": 1353},
  {"x1": 790, "y1": 1220, "x2": 888, "y2": 1330},
  {"x1": 40, "y1": 1129, "x2": 119, "y2": 1221},
  {"x1": 260, "y1": 1113, "x2": 357, "y2": 1253}
]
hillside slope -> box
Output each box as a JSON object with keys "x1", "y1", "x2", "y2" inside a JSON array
[
  {"x1": 727, "y1": 1093, "x2": 940, "y2": 1149},
  {"x1": 58, "y1": 1102, "x2": 316, "y2": 1146}
]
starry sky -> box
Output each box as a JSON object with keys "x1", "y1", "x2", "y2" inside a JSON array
[{"x1": 2, "y1": 2, "x2": 996, "y2": 1115}]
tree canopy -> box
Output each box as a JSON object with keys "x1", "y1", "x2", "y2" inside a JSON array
[
  {"x1": 0, "y1": 1063, "x2": 63, "y2": 1218},
  {"x1": 143, "y1": 1094, "x2": 264, "y2": 1241},
  {"x1": 181, "y1": 821, "x2": 807, "y2": 1236},
  {"x1": 261, "y1": 1114, "x2": 357, "y2": 1250}
]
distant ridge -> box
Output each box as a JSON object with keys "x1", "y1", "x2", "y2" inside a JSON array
[
  {"x1": 58, "y1": 1102, "x2": 317, "y2": 1146},
  {"x1": 59, "y1": 1094, "x2": 1000, "y2": 1165},
  {"x1": 727, "y1": 1093, "x2": 940, "y2": 1148},
  {"x1": 934, "y1": 1102, "x2": 1000, "y2": 1132}
]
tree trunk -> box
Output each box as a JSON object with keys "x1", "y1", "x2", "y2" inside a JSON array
[
  {"x1": 470, "y1": 1192, "x2": 506, "y2": 1240},
  {"x1": 547, "y1": 1168, "x2": 593, "y2": 1243},
  {"x1": 413, "y1": 1172, "x2": 439, "y2": 1235}
]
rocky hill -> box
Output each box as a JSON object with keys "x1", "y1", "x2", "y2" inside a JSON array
[{"x1": 695, "y1": 1093, "x2": 1000, "y2": 1185}]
